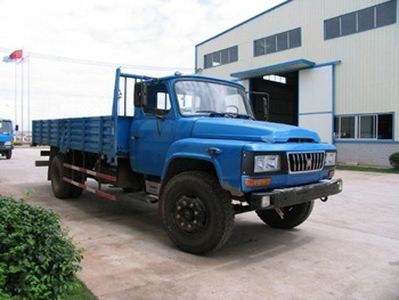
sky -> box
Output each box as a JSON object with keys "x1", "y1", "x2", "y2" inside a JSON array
[{"x1": 0, "y1": 0, "x2": 284, "y2": 130}]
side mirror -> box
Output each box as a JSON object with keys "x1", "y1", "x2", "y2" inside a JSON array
[
  {"x1": 15, "y1": 124, "x2": 19, "y2": 131},
  {"x1": 134, "y1": 82, "x2": 147, "y2": 107},
  {"x1": 249, "y1": 91, "x2": 270, "y2": 121}
]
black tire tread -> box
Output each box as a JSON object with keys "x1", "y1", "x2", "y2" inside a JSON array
[
  {"x1": 161, "y1": 171, "x2": 234, "y2": 254},
  {"x1": 256, "y1": 201, "x2": 314, "y2": 229},
  {"x1": 50, "y1": 154, "x2": 84, "y2": 199},
  {"x1": 50, "y1": 155, "x2": 72, "y2": 199}
]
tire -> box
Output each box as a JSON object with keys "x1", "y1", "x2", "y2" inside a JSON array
[
  {"x1": 160, "y1": 171, "x2": 234, "y2": 254},
  {"x1": 50, "y1": 155, "x2": 72, "y2": 199},
  {"x1": 50, "y1": 154, "x2": 83, "y2": 199},
  {"x1": 256, "y1": 201, "x2": 314, "y2": 229},
  {"x1": 5, "y1": 150, "x2": 12, "y2": 159}
]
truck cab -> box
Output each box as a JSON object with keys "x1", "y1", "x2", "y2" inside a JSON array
[
  {"x1": 131, "y1": 73, "x2": 338, "y2": 195},
  {"x1": 0, "y1": 119, "x2": 13, "y2": 159},
  {"x1": 33, "y1": 69, "x2": 342, "y2": 254}
]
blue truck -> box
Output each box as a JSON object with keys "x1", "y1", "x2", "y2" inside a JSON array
[
  {"x1": 0, "y1": 119, "x2": 13, "y2": 159},
  {"x1": 32, "y1": 68, "x2": 342, "y2": 254}
]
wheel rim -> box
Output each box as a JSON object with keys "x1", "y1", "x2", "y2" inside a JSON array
[{"x1": 173, "y1": 195, "x2": 207, "y2": 233}]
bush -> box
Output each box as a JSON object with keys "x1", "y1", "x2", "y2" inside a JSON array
[
  {"x1": 389, "y1": 152, "x2": 399, "y2": 169},
  {"x1": 0, "y1": 197, "x2": 83, "y2": 299}
]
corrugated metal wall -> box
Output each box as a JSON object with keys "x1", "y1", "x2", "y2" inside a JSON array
[{"x1": 196, "y1": 0, "x2": 399, "y2": 141}]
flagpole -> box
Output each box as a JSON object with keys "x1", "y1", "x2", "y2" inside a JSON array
[
  {"x1": 27, "y1": 53, "x2": 30, "y2": 136},
  {"x1": 21, "y1": 58, "x2": 24, "y2": 139},
  {"x1": 14, "y1": 64, "x2": 17, "y2": 131}
]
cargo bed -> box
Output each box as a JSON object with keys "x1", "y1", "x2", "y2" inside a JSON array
[{"x1": 32, "y1": 116, "x2": 132, "y2": 163}]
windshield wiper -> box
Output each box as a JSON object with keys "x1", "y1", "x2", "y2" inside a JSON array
[
  {"x1": 195, "y1": 110, "x2": 225, "y2": 117},
  {"x1": 195, "y1": 110, "x2": 253, "y2": 119},
  {"x1": 227, "y1": 113, "x2": 254, "y2": 120}
]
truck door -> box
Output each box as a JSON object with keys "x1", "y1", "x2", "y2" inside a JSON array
[{"x1": 130, "y1": 83, "x2": 175, "y2": 176}]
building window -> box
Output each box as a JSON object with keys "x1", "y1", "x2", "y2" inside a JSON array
[
  {"x1": 288, "y1": 28, "x2": 301, "y2": 48},
  {"x1": 325, "y1": 18, "x2": 340, "y2": 39},
  {"x1": 335, "y1": 113, "x2": 394, "y2": 140},
  {"x1": 254, "y1": 27, "x2": 301, "y2": 57},
  {"x1": 204, "y1": 46, "x2": 238, "y2": 69},
  {"x1": 358, "y1": 7, "x2": 375, "y2": 32},
  {"x1": 263, "y1": 74, "x2": 287, "y2": 84},
  {"x1": 341, "y1": 12, "x2": 357, "y2": 36},
  {"x1": 359, "y1": 115, "x2": 376, "y2": 138},
  {"x1": 378, "y1": 114, "x2": 393, "y2": 139},
  {"x1": 376, "y1": 0, "x2": 396, "y2": 26},
  {"x1": 324, "y1": 0, "x2": 397, "y2": 40},
  {"x1": 340, "y1": 116, "x2": 356, "y2": 139},
  {"x1": 265, "y1": 35, "x2": 277, "y2": 54}
]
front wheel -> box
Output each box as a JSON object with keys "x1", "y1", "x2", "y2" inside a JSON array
[
  {"x1": 256, "y1": 201, "x2": 314, "y2": 229},
  {"x1": 5, "y1": 150, "x2": 12, "y2": 159},
  {"x1": 160, "y1": 171, "x2": 234, "y2": 254}
]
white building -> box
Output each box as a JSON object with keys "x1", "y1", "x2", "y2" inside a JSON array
[{"x1": 195, "y1": 0, "x2": 399, "y2": 166}]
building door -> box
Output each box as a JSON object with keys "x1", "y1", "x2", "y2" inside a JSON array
[
  {"x1": 298, "y1": 65, "x2": 334, "y2": 143},
  {"x1": 250, "y1": 72, "x2": 298, "y2": 125}
]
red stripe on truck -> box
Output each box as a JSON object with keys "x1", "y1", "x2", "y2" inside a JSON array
[
  {"x1": 63, "y1": 163, "x2": 117, "y2": 182},
  {"x1": 62, "y1": 176, "x2": 116, "y2": 201}
]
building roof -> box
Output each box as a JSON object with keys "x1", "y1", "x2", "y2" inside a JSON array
[
  {"x1": 195, "y1": 0, "x2": 293, "y2": 47},
  {"x1": 231, "y1": 59, "x2": 315, "y2": 79}
]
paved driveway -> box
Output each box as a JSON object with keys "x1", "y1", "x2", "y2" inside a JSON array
[{"x1": 1, "y1": 148, "x2": 398, "y2": 300}]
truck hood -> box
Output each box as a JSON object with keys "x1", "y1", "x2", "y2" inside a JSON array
[{"x1": 191, "y1": 118, "x2": 320, "y2": 143}]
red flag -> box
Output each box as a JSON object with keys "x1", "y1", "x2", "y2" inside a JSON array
[
  {"x1": 3, "y1": 49, "x2": 23, "y2": 63},
  {"x1": 9, "y1": 49, "x2": 23, "y2": 60}
]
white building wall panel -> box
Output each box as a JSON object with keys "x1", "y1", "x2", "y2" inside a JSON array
[
  {"x1": 299, "y1": 114, "x2": 332, "y2": 144},
  {"x1": 196, "y1": 0, "x2": 399, "y2": 141},
  {"x1": 299, "y1": 66, "x2": 332, "y2": 114}
]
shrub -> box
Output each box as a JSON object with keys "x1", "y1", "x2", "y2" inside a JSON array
[
  {"x1": 389, "y1": 152, "x2": 399, "y2": 169},
  {"x1": 0, "y1": 197, "x2": 83, "y2": 299}
]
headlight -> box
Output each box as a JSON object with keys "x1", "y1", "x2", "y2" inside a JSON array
[
  {"x1": 254, "y1": 155, "x2": 280, "y2": 173},
  {"x1": 325, "y1": 152, "x2": 336, "y2": 166},
  {"x1": 4, "y1": 141, "x2": 12, "y2": 146}
]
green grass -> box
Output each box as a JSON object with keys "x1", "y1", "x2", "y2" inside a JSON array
[
  {"x1": 63, "y1": 279, "x2": 97, "y2": 300},
  {"x1": 336, "y1": 164, "x2": 399, "y2": 174}
]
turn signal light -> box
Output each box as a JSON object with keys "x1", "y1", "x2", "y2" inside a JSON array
[
  {"x1": 328, "y1": 169, "x2": 335, "y2": 178},
  {"x1": 244, "y1": 177, "x2": 271, "y2": 188}
]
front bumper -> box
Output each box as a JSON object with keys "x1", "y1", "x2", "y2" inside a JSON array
[
  {"x1": 0, "y1": 145, "x2": 13, "y2": 152},
  {"x1": 251, "y1": 178, "x2": 343, "y2": 210}
]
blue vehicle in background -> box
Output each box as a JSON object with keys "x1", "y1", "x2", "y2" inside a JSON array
[
  {"x1": 0, "y1": 119, "x2": 13, "y2": 160},
  {"x1": 32, "y1": 68, "x2": 342, "y2": 254}
]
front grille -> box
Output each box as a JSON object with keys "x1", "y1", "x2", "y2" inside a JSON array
[{"x1": 288, "y1": 152, "x2": 325, "y2": 173}]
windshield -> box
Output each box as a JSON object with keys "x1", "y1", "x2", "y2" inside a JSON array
[
  {"x1": 174, "y1": 80, "x2": 253, "y2": 118},
  {"x1": 0, "y1": 121, "x2": 12, "y2": 134}
]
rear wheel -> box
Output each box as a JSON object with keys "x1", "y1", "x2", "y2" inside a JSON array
[
  {"x1": 50, "y1": 154, "x2": 83, "y2": 199},
  {"x1": 160, "y1": 171, "x2": 234, "y2": 254},
  {"x1": 256, "y1": 201, "x2": 314, "y2": 229}
]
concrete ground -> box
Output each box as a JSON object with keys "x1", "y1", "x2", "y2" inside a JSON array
[{"x1": 1, "y1": 147, "x2": 398, "y2": 300}]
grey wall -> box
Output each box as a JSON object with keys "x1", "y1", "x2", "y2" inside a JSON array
[{"x1": 336, "y1": 143, "x2": 399, "y2": 167}]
